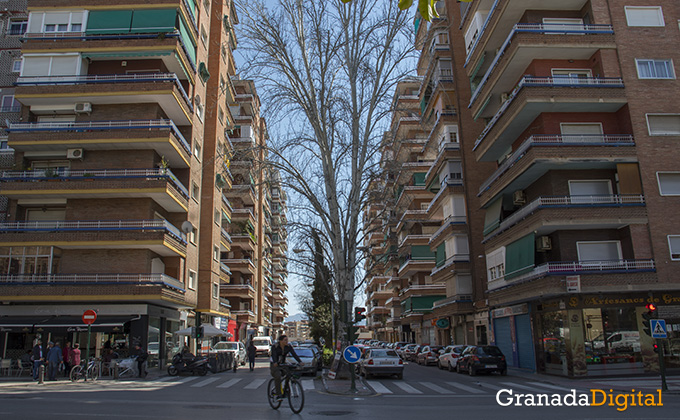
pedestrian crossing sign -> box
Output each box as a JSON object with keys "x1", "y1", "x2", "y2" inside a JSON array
[{"x1": 651, "y1": 319, "x2": 667, "y2": 338}]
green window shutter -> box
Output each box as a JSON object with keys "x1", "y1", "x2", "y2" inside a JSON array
[
  {"x1": 504, "y1": 233, "x2": 536, "y2": 279},
  {"x1": 413, "y1": 172, "x2": 427, "y2": 186},
  {"x1": 86, "y1": 10, "x2": 133, "y2": 35},
  {"x1": 198, "y1": 62, "x2": 210, "y2": 82},
  {"x1": 412, "y1": 245, "x2": 435, "y2": 260},
  {"x1": 186, "y1": 0, "x2": 197, "y2": 15},
  {"x1": 435, "y1": 242, "x2": 446, "y2": 267},
  {"x1": 130, "y1": 9, "x2": 177, "y2": 34},
  {"x1": 483, "y1": 197, "x2": 503, "y2": 235},
  {"x1": 427, "y1": 176, "x2": 440, "y2": 193},
  {"x1": 178, "y1": 15, "x2": 197, "y2": 67}
]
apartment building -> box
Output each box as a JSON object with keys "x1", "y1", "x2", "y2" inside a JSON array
[
  {"x1": 366, "y1": 0, "x2": 680, "y2": 377},
  {"x1": 0, "y1": 0, "x2": 289, "y2": 366}
]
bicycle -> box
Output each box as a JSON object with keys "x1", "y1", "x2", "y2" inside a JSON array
[
  {"x1": 267, "y1": 363, "x2": 304, "y2": 413},
  {"x1": 70, "y1": 358, "x2": 100, "y2": 382}
]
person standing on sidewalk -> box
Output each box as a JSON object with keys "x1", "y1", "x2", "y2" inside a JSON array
[
  {"x1": 62, "y1": 341, "x2": 72, "y2": 378},
  {"x1": 69, "y1": 343, "x2": 81, "y2": 374},
  {"x1": 31, "y1": 339, "x2": 45, "y2": 380},
  {"x1": 247, "y1": 341, "x2": 257, "y2": 371},
  {"x1": 134, "y1": 344, "x2": 148, "y2": 378},
  {"x1": 46, "y1": 341, "x2": 63, "y2": 381}
]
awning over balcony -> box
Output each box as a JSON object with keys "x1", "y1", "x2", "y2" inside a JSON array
[
  {"x1": 483, "y1": 197, "x2": 503, "y2": 235},
  {"x1": 505, "y1": 233, "x2": 535, "y2": 279}
]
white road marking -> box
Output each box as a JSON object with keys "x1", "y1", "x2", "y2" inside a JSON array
[
  {"x1": 445, "y1": 382, "x2": 486, "y2": 394},
  {"x1": 217, "y1": 378, "x2": 242, "y2": 388},
  {"x1": 176, "y1": 377, "x2": 198, "y2": 384},
  {"x1": 154, "y1": 377, "x2": 176, "y2": 382},
  {"x1": 367, "y1": 381, "x2": 393, "y2": 394},
  {"x1": 500, "y1": 382, "x2": 551, "y2": 392},
  {"x1": 419, "y1": 382, "x2": 454, "y2": 394},
  {"x1": 244, "y1": 378, "x2": 266, "y2": 389},
  {"x1": 394, "y1": 382, "x2": 423, "y2": 394},
  {"x1": 191, "y1": 377, "x2": 220, "y2": 388},
  {"x1": 476, "y1": 382, "x2": 504, "y2": 391},
  {"x1": 301, "y1": 380, "x2": 315, "y2": 390},
  {"x1": 527, "y1": 382, "x2": 576, "y2": 392}
]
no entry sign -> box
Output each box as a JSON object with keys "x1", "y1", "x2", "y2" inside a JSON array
[{"x1": 82, "y1": 309, "x2": 97, "y2": 325}]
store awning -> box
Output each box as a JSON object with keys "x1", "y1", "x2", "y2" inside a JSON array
[{"x1": 0, "y1": 315, "x2": 139, "y2": 333}]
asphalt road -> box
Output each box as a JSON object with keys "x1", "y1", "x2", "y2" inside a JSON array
[{"x1": 2, "y1": 358, "x2": 680, "y2": 420}]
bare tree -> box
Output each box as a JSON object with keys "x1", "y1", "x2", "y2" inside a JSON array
[{"x1": 238, "y1": 0, "x2": 415, "y2": 334}]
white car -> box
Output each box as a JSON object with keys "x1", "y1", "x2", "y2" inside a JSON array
[
  {"x1": 438, "y1": 345, "x2": 467, "y2": 371},
  {"x1": 252, "y1": 336, "x2": 273, "y2": 356},
  {"x1": 358, "y1": 348, "x2": 404, "y2": 379},
  {"x1": 212, "y1": 341, "x2": 247, "y2": 366}
]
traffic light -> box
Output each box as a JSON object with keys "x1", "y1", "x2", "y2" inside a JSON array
[
  {"x1": 196, "y1": 325, "x2": 204, "y2": 340},
  {"x1": 354, "y1": 307, "x2": 366, "y2": 323},
  {"x1": 641, "y1": 303, "x2": 658, "y2": 337},
  {"x1": 653, "y1": 343, "x2": 659, "y2": 354}
]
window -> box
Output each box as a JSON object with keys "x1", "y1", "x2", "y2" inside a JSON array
[
  {"x1": 194, "y1": 141, "x2": 202, "y2": 161},
  {"x1": 486, "y1": 247, "x2": 505, "y2": 281},
  {"x1": 188, "y1": 270, "x2": 197, "y2": 290},
  {"x1": 636, "y1": 59, "x2": 675, "y2": 79},
  {"x1": 668, "y1": 236, "x2": 680, "y2": 260},
  {"x1": 657, "y1": 172, "x2": 680, "y2": 196},
  {"x1": 568, "y1": 180, "x2": 613, "y2": 203},
  {"x1": 192, "y1": 182, "x2": 200, "y2": 201},
  {"x1": 28, "y1": 11, "x2": 85, "y2": 34},
  {"x1": 213, "y1": 245, "x2": 220, "y2": 261},
  {"x1": 646, "y1": 114, "x2": 680, "y2": 136},
  {"x1": 576, "y1": 241, "x2": 622, "y2": 262},
  {"x1": 8, "y1": 20, "x2": 27, "y2": 36},
  {"x1": 551, "y1": 69, "x2": 592, "y2": 84},
  {"x1": 218, "y1": 107, "x2": 225, "y2": 124},
  {"x1": 200, "y1": 25, "x2": 208, "y2": 47},
  {"x1": 625, "y1": 6, "x2": 664, "y2": 27},
  {"x1": 189, "y1": 228, "x2": 197, "y2": 245},
  {"x1": 214, "y1": 209, "x2": 220, "y2": 225},
  {"x1": 22, "y1": 55, "x2": 80, "y2": 77},
  {"x1": 12, "y1": 59, "x2": 22, "y2": 73},
  {"x1": 196, "y1": 95, "x2": 204, "y2": 122},
  {"x1": 1, "y1": 95, "x2": 20, "y2": 112},
  {"x1": 212, "y1": 283, "x2": 218, "y2": 298}
]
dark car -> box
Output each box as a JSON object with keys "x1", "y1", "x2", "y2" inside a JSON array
[
  {"x1": 456, "y1": 345, "x2": 507, "y2": 376},
  {"x1": 416, "y1": 345, "x2": 445, "y2": 366},
  {"x1": 292, "y1": 346, "x2": 322, "y2": 375}
]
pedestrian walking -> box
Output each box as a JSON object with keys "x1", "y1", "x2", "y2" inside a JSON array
[
  {"x1": 31, "y1": 339, "x2": 45, "y2": 380},
  {"x1": 46, "y1": 341, "x2": 63, "y2": 381},
  {"x1": 69, "y1": 343, "x2": 82, "y2": 372},
  {"x1": 247, "y1": 341, "x2": 257, "y2": 371},
  {"x1": 135, "y1": 344, "x2": 148, "y2": 378},
  {"x1": 62, "y1": 341, "x2": 72, "y2": 378}
]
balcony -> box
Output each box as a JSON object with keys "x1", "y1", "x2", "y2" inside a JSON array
[
  {"x1": 367, "y1": 275, "x2": 390, "y2": 290},
  {"x1": 0, "y1": 219, "x2": 187, "y2": 257},
  {"x1": 225, "y1": 185, "x2": 256, "y2": 205},
  {"x1": 220, "y1": 283, "x2": 255, "y2": 300},
  {"x1": 429, "y1": 216, "x2": 467, "y2": 248},
  {"x1": 470, "y1": 23, "x2": 616, "y2": 109},
  {"x1": 231, "y1": 310, "x2": 256, "y2": 323},
  {"x1": 398, "y1": 234, "x2": 431, "y2": 249},
  {"x1": 398, "y1": 256, "x2": 436, "y2": 277},
  {"x1": 0, "y1": 272, "x2": 184, "y2": 291},
  {"x1": 368, "y1": 305, "x2": 389, "y2": 315},
  {"x1": 426, "y1": 177, "x2": 465, "y2": 215},
  {"x1": 15, "y1": 73, "x2": 193, "y2": 125},
  {"x1": 478, "y1": 135, "x2": 636, "y2": 205},
  {"x1": 485, "y1": 195, "x2": 647, "y2": 242},
  {"x1": 221, "y1": 228, "x2": 233, "y2": 247},
  {"x1": 7, "y1": 119, "x2": 191, "y2": 168},
  {"x1": 473, "y1": 76, "x2": 626, "y2": 161},
  {"x1": 488, "y1": 259, "x2": 656, "y2": 292},
  {"x1": 222, "y1": 258, "x2": 256, "y2": 275},
  {"x1": 0, "y1": 168, "x2": 189, "y2": 213},
  {"x1": 396, "y1": 210, "x2": 429, "y2": 233}
]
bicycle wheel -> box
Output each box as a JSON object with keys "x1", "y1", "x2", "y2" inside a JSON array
[
  {"x1": 89, "y1": 363, "x2": 99, "y2": 381},
  {"x1": 287, "y1": 378, "x2": 304, "y2": 414},
  {"x1": 267, "y1": 379, "x2": 282, "y2": 410},
  {"x1": 70, "y1": 365, "x2": 83, "y2": 382}
]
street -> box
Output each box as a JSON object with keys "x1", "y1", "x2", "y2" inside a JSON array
[{"x1": 2, "y1": 359, "x2": 680, "y2": 419}]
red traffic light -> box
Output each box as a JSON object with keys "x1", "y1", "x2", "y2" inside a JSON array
[{"x1": 646, "y1": 303, "x2": 657, "y2": 311}]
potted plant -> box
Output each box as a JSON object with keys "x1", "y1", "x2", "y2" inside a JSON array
[{"x1": 158, "y1": 156, "x2": 170, "y2": 175}]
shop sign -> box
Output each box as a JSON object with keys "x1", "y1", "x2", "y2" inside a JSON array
[
  {"x1": 435, "y1": 318, "x2": 450, "y2": 329},
  {"x1": 410, "y1": 322, "x2": 420, "y2": 330},
  {"x1": 492, "y1": 303, "x2": 528, "y2": 319},
  {"x1": 566, "y1": 276, "x2": 580, "y2": 293}
]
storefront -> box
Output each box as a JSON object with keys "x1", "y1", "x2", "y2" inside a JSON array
[
  {"x1": 491, "y1": 304, "x2": 536, "y2": 371},
  {"x1": 535, "y1": 292, "x2": 680, "y2": 377}
]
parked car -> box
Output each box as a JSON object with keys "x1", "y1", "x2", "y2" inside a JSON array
[
  {"x1": 416, "y1": 345, "x2": 444, "y2": 366},
  {"x1": 292, "y1": 346, "x2": 322, "y2": 375},
  {"x1": 456, "y1": 345, "x2": 507, "y2": 376},
  {"x1": 401, "y1": 344, "x2": 419, "y2": 361},
  {"x1": 252, "y1": 336, "x2": 273, "y2": 356},
  {"x1": 211, "y1": 341, "x2": 247, "y2": 366},
  {"x1": 358, "y1": 348, "x2": 404, "y2": 379},
  {"x1": 438, "y1": 345, "x2": 467, "y2": 371}
]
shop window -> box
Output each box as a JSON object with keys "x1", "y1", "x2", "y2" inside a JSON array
[
  {"x1": 636, "y1": 59, "x2": 675, "y2": 79},
  {"x1": 583, "y1": 307, "x2": 643, "y2": 374},
  {"x1": 625, "y1": 6, "x2": 664, "y2": 27},
  {"x1": 539, "y1": 311, "x2": 566, "y2": 376},
  {"x1": 657, "y1": 172, "x2": 680, "y2": 196},
  {"x1": 668, "y1": 235, "x2": 680, "y2": 260},
  {"x1": 646, "y1": 114, "x2": 680, "y2": 136}
]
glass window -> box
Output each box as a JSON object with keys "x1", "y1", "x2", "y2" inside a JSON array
[
  {"x1": 539, "y1": 311, "x2": 567, "y2": 375},
  {"x1": 12, "y1": 59, "x2": 21, "y2": 73},
  {"x1": 625, "y1": 6, "x2": 664, "y2": 27},
  {"x1": 583, "y1": 307, "x2": 643, "y2": 374},
  {"x1": 668, "y1": 235, "x2": 680, "y2": 260},
  {"x1": 8, "y1": 20, "x2": 27, "y2": 36},
  {"x1": 657, "y1": 172, "x2": 680, "y2": 195},
  {"x1": 576, "y1": 241, "x2": 621, "y2": 262},
  {"x1": 637, "y1": 59, "x2": 675, "y2": 79},
  {"x1": 192, "y1": 183, "x2": 200, "y2": 201},
  {"x1": 188, "y1": 270, "x2": 196, "y2": 289}
]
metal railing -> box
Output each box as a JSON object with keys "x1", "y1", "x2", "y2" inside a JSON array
[
  {"x1": 222, "y1": 194, "x2": 233, "y2": 212},
  {"x1": 399, "y1": 284, "x2": 446, "y2": 296},
  {"x1": 181, "y1": 0, "x2": 199, "y2": 31},
  {"x1": 0, "y1": 167, "x2": 189, "y2": 199},
  {"x1": 487, "y1": 194, "x2": 645, "y2": 238},
  {"x1": 220, "y1": 262, "x2": 232, "y2": 276},
  {"x1": 16, "y1": 73, "x2": 193, "y2": 112},
  {"x1": 222, "y1": 258, "x2": 255, "y2": 268},
  {"x1": 426, "y1": 178, "x2": 464, "y2": 212},
  {"x1": 429, "y1": 215, "x2": 466, "y2": 244},
  {"x1": 0, "y1": 219, "x2": 186, "y2": 244},
  {"x1": 0, "y1": 273, "x2": 184, "y2": 291},
  {"x1": 478, "y1": 134, "x2": 635, "y2": 195},
  {"x1": 432, "y1": 295, "x2": 473, "y2": 308},
  {"x1": 0, "y1": 106, "x2": 21, "y2": 113},
  {"x1": 502, "y1": 259, "x2": 656, "y2": 286},
  {"x1": 221, "y1": 228, "x2": 232, "y2": 244},
  {"x1": 473, "y1": 76, "x2": 624, "y2": 150},
  {"x1": 7, "y1": 119, "x2": 191, "y2": 154}
]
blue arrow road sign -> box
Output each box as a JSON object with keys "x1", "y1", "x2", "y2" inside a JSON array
[
  {"x1": 343, "y1": 345, "x2": 361, "y2": 364},
  {"x1": 651, "y1": 319, "x2": 667, "y2": 339}
]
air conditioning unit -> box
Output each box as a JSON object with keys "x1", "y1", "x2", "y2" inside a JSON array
[
  {"x1": 67, "y1": 148, "x2": 84, "y2": 159},
  {"x1": 513, "y1": 190, "x2": 526, "y2": 206},
  {"x1": 536, "y1": 236, "x2": 552, "y2": 251},
  {"x1": 74, "y1": 102, "x2": 92, "y2": 113}
]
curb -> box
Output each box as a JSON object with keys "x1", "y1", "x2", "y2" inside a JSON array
[{"x1": 321, "y1": 373, "x2": 376, "y2": 396}]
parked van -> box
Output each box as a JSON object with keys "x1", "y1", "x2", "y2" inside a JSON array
[
  {"x1": 592, "y1": 331, "x2": 640, "y2": 352},
  {"x1": 252, "y1": 336, "x2": 273, "y2": 356}
]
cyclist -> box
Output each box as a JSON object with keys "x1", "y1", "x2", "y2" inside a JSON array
[{"x1": 270, "y1": 335, "x2": 303, "y2": 400}]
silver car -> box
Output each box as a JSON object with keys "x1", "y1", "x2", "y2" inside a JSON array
[
  {"x1": 359, "y1": 348, "x2": 404, "y2": 379},
  {"x1": 211, "y1": 341, "x2": 246, "y2": 366}
]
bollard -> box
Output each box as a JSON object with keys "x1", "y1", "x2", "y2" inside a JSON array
[
  {"x1": 113, "y1": 363, "x2": 119, "y2": 380},
  {"x1": 38, "y1": 364, "x2": 45, "y2": 384}
]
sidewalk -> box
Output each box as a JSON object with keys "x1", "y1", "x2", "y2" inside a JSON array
[{"x1": 0, "y1": 367, "x2": 167, "y2": 388}]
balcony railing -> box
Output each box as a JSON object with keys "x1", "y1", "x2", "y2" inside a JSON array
[
  {"x1": 0, "y1": 168, "x2": 189, "y2": 199},
  {"x1": 473, "y1": 76, "x2": 625, "y2": 151},
  {"x1": 220, "y1": 262, "x2": 232, "y2": 276},
  {"x1": 469, "y1": 23, "x2": 615, "y2": 105},
  {"x1": 0, "y1": 106, "x2": 21, "y2": 113},
  {"x1": 222, "y1": 194, "x2": 234, "y2": 212},
  {"x1": 0, "y1": 273, "x2": 184, "y2": 291},
  {"x1": 478, "y1": 134, "x2": 635, "y2": 196},
  {"x1": 16, "y1": 73, "x2": 193, "y2": 112},
  {"x1": 429, "y1": 215, "x2": 466, "y2": 244},
  {"x1": 399, "y1": 284, "x2": 445, "y2": 296},
  {"x1": 7, "y1": 119, "x2": 191, "y2": 154},
  {"x1": 487, "y1": 194, "x2": 646, "y2": 239},
  {"x1": 221, "y1": 228, "x2": 233, "y2": 244},
  {"x1": 432, "y1": 295, "x2": 473, "y2": 309},
  {"x1": 220, "y1": 283, "x2": 255, "y2": 293},
  {"x1": 0, "y1": 219, "x2": 186, "y2": 244}
]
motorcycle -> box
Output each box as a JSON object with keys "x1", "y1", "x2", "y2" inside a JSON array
[{"x1": 167, "y1": 353, "x2": 210, "y2": 376}]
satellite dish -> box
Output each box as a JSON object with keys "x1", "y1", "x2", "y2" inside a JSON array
[{"x1": 181, "y1": 221, "x2": 195, "y2": 234}]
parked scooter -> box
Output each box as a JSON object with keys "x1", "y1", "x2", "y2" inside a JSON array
[{"x1": 167, "y1": 352, "x2": 210, "y2": 376}]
